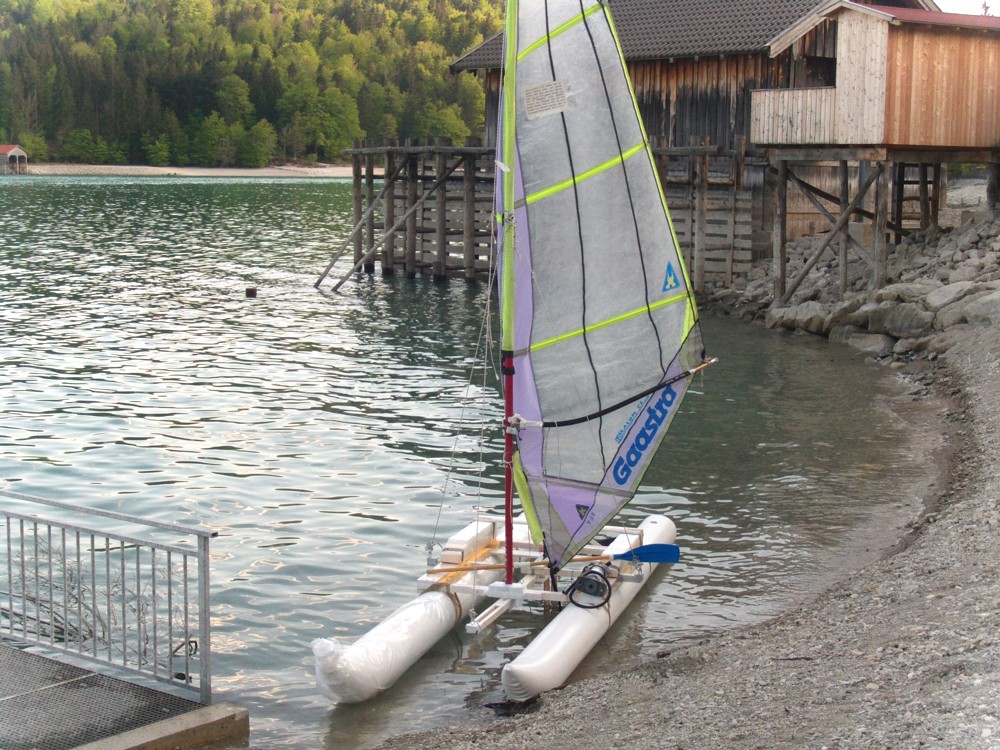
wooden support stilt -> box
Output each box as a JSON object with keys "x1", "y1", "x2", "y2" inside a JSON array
[
  {"x1": 693, "y1": 136, "x2": 709, "y2": 293},
  {"x1": 463, "y1": 137, "x2": 478, "y2": 281},
  {"x1": 839, "y1": 161, "x2": 849, "y2": 295},
  {"x1": 931, "y1": 164, "x2": 942, "y2": 226},
  {"x1": 893, "y1": 162, "x2": 905, "y2": 245},
  {"x1": 772, "y1": 159, "x2": 788, "y2": 302},
  {"x1": 352, "y1": 141, "x2": 363, "y2": 267},
  {"x1": 435, "y1": 141, "x2": 449, "y2": 280},
  {"x1": 780, "y1": 162, "x2": 884, "y2": 305},
  {"x1": 383, "y1": 143, "x2": 397, "y2": 275},
  {"x1": 919, "y1": 164, "x2": 931, "y2": 229},
  {"x1": 873, "y1": 161, "x2": 889, "y2": 290},
  {"x1": 406, "y1": 146, "x2": 418, "y2": 277},
  {"x1": 364, "y1": 147, "x2": 376, "y2": 273}
]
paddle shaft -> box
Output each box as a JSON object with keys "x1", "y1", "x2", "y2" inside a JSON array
[{"x1": 426, "y1": 551, "x2": 657, "y2": 576}]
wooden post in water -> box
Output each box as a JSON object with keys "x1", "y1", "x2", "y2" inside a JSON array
[
  {"x1": 463, "y1": 137, "x2": 479, "y2": 280},
  {"x1": 364, "y1": 143, "x2": 376, "y2": 273},
  {"x1": 772, "y1": 159, "x2": 788, "y2": 302},
  {"x1": 406, "y1": 140, "x2": 418, "y2": 276},
  {"x1": 692, "y1": 136, "x2": 709, "y2": 294},
  {"x1": 839, "y1": 160, "x2": 850, "y2": 295},
  {"x1": 383, "y1": 141, "x2": 397, "y2": 275},
  {"x1": 435, "y1": 139, "x2": 449, "y2": 279},
  {"x1": 352, "y1": 140, "x2": 363, "y2": 267}
]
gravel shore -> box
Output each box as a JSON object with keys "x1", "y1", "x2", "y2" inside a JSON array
[
  {"x1": 378, "y1": 201, "x2": 1000, "y2": 749},
  {"x1": 25, "y1": 162, "x2": 353, "y2": 178}
]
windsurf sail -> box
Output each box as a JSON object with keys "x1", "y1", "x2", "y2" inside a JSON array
[{"x1": 496, "y1": 0, "x2": 708, "y2": 574}]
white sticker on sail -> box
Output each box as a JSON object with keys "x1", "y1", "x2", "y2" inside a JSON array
[{"x1": 523, "y1": 81, "x2": 568, "y2": 120}]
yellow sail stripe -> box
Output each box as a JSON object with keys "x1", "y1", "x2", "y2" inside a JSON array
[
  {"x1": 517, "y1": 2, "x2": 604, "y2": 62},
  {"x1": 530, "y1": 291, "x2": 690, "y2": 353},
  {"x1": 523, "y1": 142, "x2": 645, "y2": 207},
  {"x1": 512, "y1": 452, "x2": 543, "y2": 545}
]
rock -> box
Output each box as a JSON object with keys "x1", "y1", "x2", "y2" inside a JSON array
[
  {"x1": 792, "y1": 301, "x2": 833, "y2": 335},
  {"x1": 873, "y1": 303, "x2": 935, "y2": 339},
  {"x1": 924, "y1": 281, "x2": 978, "y2": 313},
  {"x1": 845, "y1": 332, "x2": 896, "y2": 358},
  {"x1": 848, "y1": 302, "x2": 888, "y2": 328},
  {"x1": 936, "y1": 290, "x2": 996, "y2": 330},
  {"x1": 875, "y1": 281, "x2": 939, "y2": 304},
  {"x1": 948, "y1": 264, "x2": 981, "y2": 284},
  {"x1": 964, "y1": 290, "x2": 1000, "y2": 325}
]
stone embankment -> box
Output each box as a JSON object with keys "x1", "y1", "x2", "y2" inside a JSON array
[{"x1": 711, "y1": 210, "x2": 1000, "y2": 359}]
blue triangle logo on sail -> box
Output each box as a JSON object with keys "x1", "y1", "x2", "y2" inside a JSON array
[
  {"x1": 575, "y1": 504, "x2": 591, "y2": 520},
  {"x1": 662, "y1": 262, "x2": 680, "y2": 292}
]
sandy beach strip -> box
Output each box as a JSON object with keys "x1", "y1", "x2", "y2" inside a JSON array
[{"x1": 25, "y1": 163, "x2": 355, "y2": 179}]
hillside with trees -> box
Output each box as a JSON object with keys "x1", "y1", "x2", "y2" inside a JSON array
[{"x1": 0, "y1": 0, "x2": 502, "y2": 167}]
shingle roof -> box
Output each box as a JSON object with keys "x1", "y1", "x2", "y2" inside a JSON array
[
  {"x1": 451, "y1": 0, "x2": 952, "y2": 71},
  {"x1": 452, "y1": 0, "x2": 827, "y2": 71}
]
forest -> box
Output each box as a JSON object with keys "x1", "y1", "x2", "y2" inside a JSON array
[{"x1": 0, "y1": 0, "x2": 503, "y2": 167}]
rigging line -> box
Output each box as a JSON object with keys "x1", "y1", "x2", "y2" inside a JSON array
[
  {"x1": 543, "y1": 0, "x2": 607, "y2": 469},
  {"x1": 586, "y1": 0, "x2": 666, "y2": 373},
  {"x1": 541, "y1": 353, "x2": 715, "y2": 429}
]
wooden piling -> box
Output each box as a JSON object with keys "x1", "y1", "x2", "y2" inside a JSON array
[
  {"x1": 364, "y1": 145, "x2": 376, "y2": 273},
  {"x1": 352, "y1": 141, "x2": 363, "y2": 267},
  {"x1": 435, "y1": 140, "x2": 449, "y2": 279},
  {"x1": 322, "y1": 139, "x2": 755, "y2": 289},
  {"x1": 772, "y1": 159, "x2": 788, "y2": 302},
  {"x1": 383, "y1": 142, "x2": 397, "y2": 274},
  {"x1": 463, "y1": 138, "x2": 479, "y2": 281},
  {"x1": 406, "y1": 142, "x2": 418, "y2": 276}
]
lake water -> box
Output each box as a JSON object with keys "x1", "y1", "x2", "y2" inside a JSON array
[{"x1": 0, "y1": 176, "x2": 940, "y2": 748}]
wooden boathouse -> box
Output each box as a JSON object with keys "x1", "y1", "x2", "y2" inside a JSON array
[
  {"x1": 323, "y1": 0, "x2": 1000, "y2": 298},
  {"x1": 754, "y1": 2, "x2": 1000, "y2": 301},
  {"x1": 0, "y1": 144, "x2": 28, "y2": 174}
]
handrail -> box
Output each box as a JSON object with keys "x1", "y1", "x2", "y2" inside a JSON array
[{"x1": 0, "y1": 488, "x2": 216, "y2": 704}]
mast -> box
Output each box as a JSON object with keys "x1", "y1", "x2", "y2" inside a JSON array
[{"x1": 499, "y1": 0, "x2": 519, "y2": 586}]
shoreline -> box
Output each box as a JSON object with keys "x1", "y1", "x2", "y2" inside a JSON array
[
  {"x1": 375, "y1": 226, "x2": 1000, "y2": 747},
  {"x1": 23, "y1": 162, "x2": 354, "y2": 179}
]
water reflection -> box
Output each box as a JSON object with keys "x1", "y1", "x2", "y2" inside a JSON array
[{"x1": 0, "y1": 177, "x2": 939, "y2": 748}]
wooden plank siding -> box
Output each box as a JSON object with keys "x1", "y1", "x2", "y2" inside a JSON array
[
  {"x1": 750, "y1": 87, "x2": 837, "y2": 144},
  {"x1": 886, "y1": 25, "x2": 1000, "y2": 147},
  {"x1": 834, "y1": 11, "x2": 887, "y2": 144}
]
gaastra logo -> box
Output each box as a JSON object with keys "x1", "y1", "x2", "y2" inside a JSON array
[{"x1": 612, "y1": 385, "x2": 677, "y2": 486}]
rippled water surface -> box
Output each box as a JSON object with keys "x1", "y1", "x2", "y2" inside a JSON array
[{"x1": 0, "y1": 176, "x2": 939, "y2": 748}]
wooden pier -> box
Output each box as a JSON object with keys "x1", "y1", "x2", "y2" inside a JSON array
[{"x1": 317, "y1": 138, "x2": 758, "y2": 293}]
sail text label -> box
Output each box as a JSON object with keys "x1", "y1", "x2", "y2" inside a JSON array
[{"x1": 611, "y1": 385, "x2": 677, "y2": 486}]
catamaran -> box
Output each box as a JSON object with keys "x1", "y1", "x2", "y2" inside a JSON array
[{"x1": 313, "y1": 0, "x2": 713, "y2": 704}]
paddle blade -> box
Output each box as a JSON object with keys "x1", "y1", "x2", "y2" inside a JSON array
[{"x1": 611, "y1": 543, "x2": 680, "y2": 564}]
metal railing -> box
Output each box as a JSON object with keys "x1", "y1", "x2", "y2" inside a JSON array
[{"x1": 0, "y1": 488, "x2": 217, "y2": 704}]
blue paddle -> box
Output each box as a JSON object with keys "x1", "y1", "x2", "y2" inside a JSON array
[{"x1": 426, "y1": 543, "x2": 680, "y2": 575}]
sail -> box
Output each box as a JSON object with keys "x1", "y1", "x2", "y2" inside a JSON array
[{"x1": 497, "y1": 0, "x2": 706, "y2": 573}]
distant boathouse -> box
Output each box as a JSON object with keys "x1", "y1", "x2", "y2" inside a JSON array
[{"x1": 0, "y1": 145, "x2": 28, "y2": 174}]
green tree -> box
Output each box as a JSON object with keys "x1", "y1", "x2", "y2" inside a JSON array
[
  {"x1": 412, "y1": 101, "x2": 470, "y2": 145},
  {"x1": 143, "y1": 132, "x2": 171, "y2": 165},
  {"x1": 238, "y1": 118, "x2": 277, "y2": 166},
  {"x1": 217, "y1": 73, "x2": 254, "y2": 125},
  {"x1": 17, "y1": 131, "x2": 49, "y2": 162}
]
